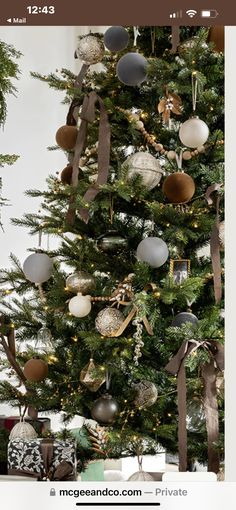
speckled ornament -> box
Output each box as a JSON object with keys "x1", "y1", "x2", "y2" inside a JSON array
[
  {"x1": 172, "y1": 312, "x2": 198, "y2": 327},
  {"x1": 76, "y1": 35, "x2": 105, "y2": 65},
  {"x1": 124, "y1": 152, "x2": 163, "y2": 190},
  {"x1": 66, "y1": 271, "x2": 96, "y2": 294},
  {"x1": 95, "y1": 307, "x2": 124, "y2": 337},
  {"x1": 134, "y1": 380, "x2": 158, "y2": 408},
  {"x1": 162, "y1": 172, "x2": 195, "y2": 204}
]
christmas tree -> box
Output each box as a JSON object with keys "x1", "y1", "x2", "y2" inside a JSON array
[
  {"x1": 0, "y1": 27, "x2": 224, "y2": 474},
  {"x1": 0, "y1": 40, "x2": 21, "y2": 225}
]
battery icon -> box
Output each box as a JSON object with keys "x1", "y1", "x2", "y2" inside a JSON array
[{"x1": 201, "y1": 9, "x2": 219, "y2": 18}]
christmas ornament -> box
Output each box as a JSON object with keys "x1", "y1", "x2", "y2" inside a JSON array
[
  {"x1": 66, "y1": 271, "x2": 96, "y2": 294},
  {"x1": 133, "y1": 380, "x2": 158, "y2": 408},
  {"x1": 68, "y1": 293, "x2": 91, "y2": 318},
  {"x1": 97, "y1": 230, "x2": 128, "y2": 253},
  {"x1": 162, "y1": 172, "x2": 195, "y2": 204},
  {"x1": 158, "y1": 88, "x2": 182, "y2": 124},
  {"x1": 80, "y1": 358, "x2": 106, "y2": 392},
  {"x1": 35, "y1": 327, "x2": 53, "y2": 353},
  {"x1": 116, "y1": 52, "x2": 148, "y2": 86},
  {"x1": 85, "y1": 423, "x2": 108, "y2": 454},
  {"x1": 172, "y1": 312, "x2": 198, "y2": 327},
  {"x1": 104, "y1": 26, "x2": 129, "y2": 52},
  {"x1": 76, "y1": 35, "x2": 105, "y2": 65},
  {"x1": 23, "y1": 253, "x2": 53, "y2": 284},
  {"x1": 186, "y1": 400, "x2": 206, "y2": 432},
  {"x1": 60, "y1": 165, "x2": 73, "y2": 184},
  {"x1": 207, "y1": 26, "x2": 224, "y2": 53},
  {"x1": 9, "y1": 421, "x2": 38, "y2": 440},
  {"x1": 37, "y1": 327, "x2": 52, "y2": 344},
  {"x1": 128, "y1": 470, "x2": 154, "y2": 481},
  {"x1": 136, "y1": 237, "x2": 169, "y2": 268},
  {"x1": 219, "y1": 221, "x2": 225, "y2": 248},
  {"x1": 95, "y1": 307, "x2": 124, "y2": 337},
  {"x1": 124, "y1": 152, "x2": 163, "y2": 190},
  {"x1": 179, "y1": 117, "x2": 209, "y2": 149},
  {"x1": 55, "y1": 125, "x2": 78, "y2": 150},
  {"x1": 23, "y1": 358, "x2": 48, "y2": 382},
  {"x1": 132, "y1": 317, "x2": 144, "y2": 365},
  {"x1": 91, "y1": 393, "x2": 119, "y2": 424}
]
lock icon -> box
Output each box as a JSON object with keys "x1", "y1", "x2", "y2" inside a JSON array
[{"x1": 50, "y1": 488, "x2": 56, "y2": 496}]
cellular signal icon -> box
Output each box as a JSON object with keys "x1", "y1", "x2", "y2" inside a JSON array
[
  {"x1": 186, "y1": 9, "x2": 197, "y2": 17},
  {"x1": 169, "y1": 10, "x2": 182, "y2": 18}
]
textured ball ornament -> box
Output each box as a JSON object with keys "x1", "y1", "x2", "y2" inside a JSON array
[
  {"x1": 91, "y1": 393, "x2": 119, "y2": 424},
  {"x1": 134, "y1": 380, "x2": 158, "y2": 408},
  {"x1": 56, "y1": 125, "x2": 78, "y2": 150},
  {"x1": 104, "y1": 26, "x2": 129, "y2": 52},
  {"x1": 66, "y1": 271, "x2": 96, "y2": 295},
  {"x1": 116, "y1": 52, "x2": 148, "y2": 86},
  {"x1": 172, "y1": 312, "x2": 198, "y2": 327},
  {"x1": 23, "y1": 253, "x2": 53, "y2": 284},
  {"x1": 97, "y1": 230, "x2": 128, "y2": 253},
  {"x1": 68, "y1": 293, "x2": 91, "y2": 318},
  {"x1": 128, "y1": 471, "x2": 155, "y2": 481},
  {"x1": 162, "y1": 172, "x2": 195, "y2": 204},
  {"x1": 179, "y1": 117, "x2": 209, "y2": 148},
  {"x1": 95, "y1": 307, "x2": 124, "y2": 337},
  {"x1": 124, "y1": 152, "x2": 163, "y2": 190},
  {"x1": 60, "y1": 165, "x2": 73, "y2": 184},
  {"x1": 76, "y1": 35, "x2": 105, "y2": 64},
  {"x1": 9, "y1": 421, "x2": 38, "y2": 440},
  {"x1": 23, "y1": 358, "x2": 48, "y2": 382},
  {"x1": 137, "y1": 237, "x2": 169, "y2": 268}
]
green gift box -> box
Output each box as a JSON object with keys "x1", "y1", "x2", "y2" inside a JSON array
[{"x1": 81, "y1": 460, "x2": 104, "y2": 481}]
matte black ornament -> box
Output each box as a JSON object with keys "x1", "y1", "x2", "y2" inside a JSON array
[
  {"x1": 97, "y1": 230, "x2": 128, "y2": 253},
  {"x1": 104, "y1": 26, "x2": 129, "y2": 52},
  {"x1": 172, "y1": 312, "x2": 198, "y2": 327},
  {"x1": 116, "y1": 52, "x2": 148, "y2": 86},
  {"x1": 91, "y1": 393, "x2": 119, "y2": 424}
]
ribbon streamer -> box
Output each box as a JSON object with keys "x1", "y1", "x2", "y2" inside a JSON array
[
  {"x1": 205, "y1": 183, "x2": 222, "y2": 304},
  {"x1": 66, "y1": 90, "x2": 111, "y2": 225},
  {"x1": 165, "y1": 339, "x2": 224, "y2": 473},
  {"x1": 170, "y1": 27, "x2": 180, "y2": 54}
]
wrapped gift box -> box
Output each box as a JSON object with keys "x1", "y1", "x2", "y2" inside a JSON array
[
  {"x1": 8, "y1": 438, "x2": 76, "y2": 481},
  {"x1": 0, "y1": 416, "x2": 51, "y2": 435}
]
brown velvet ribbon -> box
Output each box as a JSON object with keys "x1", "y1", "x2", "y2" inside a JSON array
[
  {"x1": 165, "y1": 339, "x2": 224, "y2": 473},
  {"x1": 205, "y1": 183, "x2": 222, "y2": 304},
  {"x1": 170, "y1": 27, "x2": 180, "y2": 54},
  {"x1": 66, "y1": 90, "x2": 111, "y2": 225}
]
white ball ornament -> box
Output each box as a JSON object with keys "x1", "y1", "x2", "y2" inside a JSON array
[
  {"x1": 124, "y1": 152, "x2": 163, "y2": 190},
  {"x1": 179, "y1": 117, "x2": 209, "y2": 149},
  {"x1": 68, "y1": 293, "x2": 91, "y2": 318},
  {"x1": 136, "y1": 237, "x2": 169, "y2": 268},
  {"x1": 23, "y1": 253, "x2": 53, "y2": 284},
  {"x1": 76, "y1": 35, "x2": 104, "y2": 65}
]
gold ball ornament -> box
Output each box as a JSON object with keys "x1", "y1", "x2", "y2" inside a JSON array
[
  {"x1": 66, "y1": 271, "x2": 96, "y2": 294},
  {"x1": 123, "y1": 152, "x2": 163, "y2": 190},
  {"x1": 55, "y1": 125, "x2": 78, "y2": 151},
  {"x1": 95, "y1": 307, "x2": 124, "y2": 337},
  {"x1": 162, "y1": 172, "x2": 195, "y2": 204},
  {"x1": 76, "y1": 35, "x2": 105, "y2": 65},
  {"x1": 23, "y1": 358, "x2": 48, "y2": 382}
]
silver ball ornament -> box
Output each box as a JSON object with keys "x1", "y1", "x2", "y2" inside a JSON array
[
  {"x1": 172, "y1": 312, "x2": 198, "y2": 327},
  {"x1": 116, "y1": 52, "x2": 148, "y2": 86},
  {"x1": 179, "y1": 117, "x2": 209, "y2": 148},
  {"x1": 134, "y1": 380, "x2": 158, "y2": 408},
  {"x1": 66, "y1": 271, "x2": 96, "y2": 294},
  {"x1": 104, "y1": 26, "x2": 129, "y2": 52},
  {"x1": 95, "y1": 307, "x2": 124, "y2": 336},
  {"x1": 76, "y1": 35, "x2": 104, "y2": 65},
  {"x1": 136, "y1": 237, "x2": 169, "y2": 268},
  {"x1": 124, "y1": 152, "x2": 163, "y2": 190},
  {"x1": 91, "y1": 393, "x2": 119, "y2": 424},
  {"x1": 68, "y1": 293, "x2": 91, "y2": 318},
  {"x1": 23, "y1": 253, "x2": 53, "y2": 284}
]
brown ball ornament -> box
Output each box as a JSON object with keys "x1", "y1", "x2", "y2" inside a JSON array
[
  {"x1": 207, "y1": 26, "x2": 224, "y2": 53},
  {"x1": 60, "y1": 165, "x2": 73, "y2": 184},
  {"x1": 23, "y1": 358, "x2": 48, "y2": 382},
  {"x1": 162, "y1": 172, "x2": 195, "y2": 204},
  {"x1": 55, "y1": 125, "x2": 78, "y2": 151}
]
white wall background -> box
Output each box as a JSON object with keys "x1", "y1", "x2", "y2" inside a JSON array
[{"x1": 0, "y1": 25, "x2": 108, "y2": 429}]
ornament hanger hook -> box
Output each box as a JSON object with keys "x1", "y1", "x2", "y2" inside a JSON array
[{"x1": 191, "y1": 71, "x2": 198, "y2": 114}]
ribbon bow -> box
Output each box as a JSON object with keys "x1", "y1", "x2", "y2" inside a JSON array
[
  {"x1": 165, "y1": 339, "x2": 224, "y2": 473},
  {"x1": 66, "y1": 90, "x2": 111, "y2": 225},
  {"x1": 40, "y1": 439, "x2": 74, "y2": 480}
]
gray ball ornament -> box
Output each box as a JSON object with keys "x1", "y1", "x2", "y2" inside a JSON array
[
  {"x1": 104, "y1": 26, "x2": 129, "y2": 52},
  {"x1": 23, "y1": 253, "x2": 53, "y2": 284},
  {"x1": 136, "y1": 237, "x2": 169, "y2": 268},
  {"x1": 91, "y1": 393, "x2": 119, "y2": 424},
  {"x1": 116, "y1": 52, "x2": 148, "y2": 86},
  {"x1": 172, "y1": 312, "x2": 198, "y2": 327}
]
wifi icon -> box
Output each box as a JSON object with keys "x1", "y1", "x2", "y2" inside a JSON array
[{"x1": 186, "y1": 9, "x2": 197, "y2": 17}]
